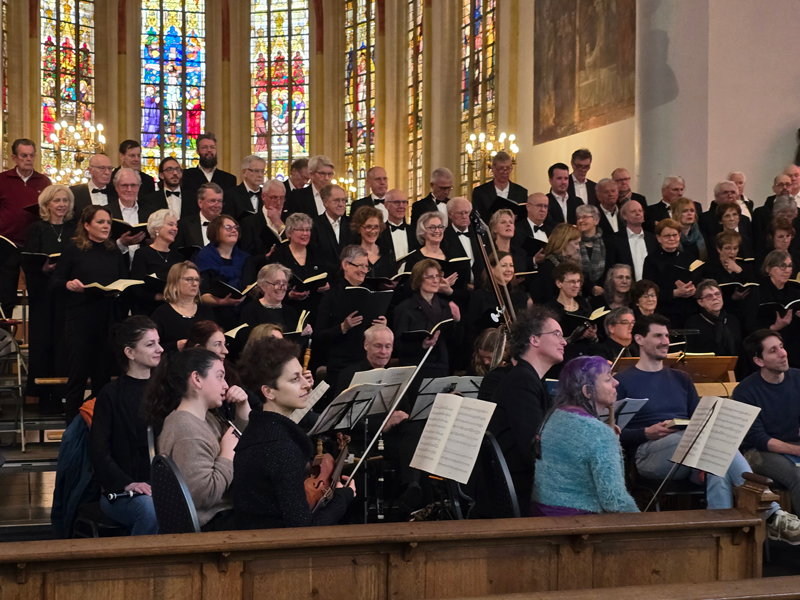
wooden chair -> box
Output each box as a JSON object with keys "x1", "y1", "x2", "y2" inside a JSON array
[{"x1": 150, "y1": 454, "x2": 201, "y2": 534}]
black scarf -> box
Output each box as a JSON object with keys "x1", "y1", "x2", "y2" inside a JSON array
[
  {"x1": 416, "y1": 292, "x2": 443, "y2": 330},
  {"x1": 700, "y1": 309, "x2": 737, "y2": 356}
]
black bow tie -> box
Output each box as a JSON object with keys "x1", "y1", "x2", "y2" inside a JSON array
[
  {"x1": 250, "y1": 190, "x2": 261, "y2": 198},
  {"x1": 532, "y1": 225, "x2": 543, "y2": 233},
  {"x1": 92, "y1": 187, "x2": 108, "y2": 195},
  {"x1": 166, "y1": 190, "x2": 180, "y2": 197},
  {"x1": 202, "y1": 221, "x2": 210, "y2": 227},
  {"x1": 389, "y1": 223, "x2": 406, "y2": 232},
  {"x1": 455, "y1": 230, "x2": 470, "y2": 237},
  {"x1": 374, "y1": 198, "x2": 384, "y2": 205},
  {"x1": 436, "y1": 199, "x2": 447, "y2": 206}
]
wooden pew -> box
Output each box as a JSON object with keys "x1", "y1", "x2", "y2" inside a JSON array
[
  {"x1": 444, "y1": 576, "x2": 800, "y2": 600},
  {"x1": 0, "y1": 509, "x2": 764, "y2": 600}
]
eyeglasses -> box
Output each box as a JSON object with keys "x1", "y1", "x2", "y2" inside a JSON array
[
  {"x1": 222, "y1": 224, "x2": 240, "y2": 232},
  {"x1": 701, "y1": 291, "x2": 723, "y2": 301},
  {"x1": 162, "y1": 167, "x2": 182, "y2": 174},
  {"x1": 385, "y1": 200, "x2": 408, "y2": 206},
  {"x1": 265, "y1": 194, "x2": 285, "y2": 201},
  {"x1": 316, "y1": 170, "x2": 335, "y2": 177},
  {"x1": 181, "y1": 277, "x2": 201, "y2": 284},
  {"x1": 361, "y1": 225, "x2": 381, "y2": 232},
  {"x1": 494, "y1": 166, "x2": 513, "y2": 173},
  {"x1": 777, "y1": 263, "x2": 793, "y2": 270},
  {"x1": 562, "y1": 278, "x2": 582, "y2": 285},
  {"x1": 264, "y1": 281, "x2": 288, "y2": 290},
  {"x1": 572, "y1": 162, "x2": 591, "y2": 171},
  {"x1": 434, "y1": 185, "x2": 453, "y2": 192},
  {"x1": 659, "y1": 233, "x2": 680, "y2": 240},
  {"x1": 614, "y1": 320, "x2": 635, "y2": 326},
  {"x1": 641, "y1": 292, "x2": 658, "y2": 299},
  {"x1": 346, "y1": 261, "x2": 370, "y2": 271},
  {"x1": 245, "y1": 168, "x2": 267, "y2": 174},
  {"x1": 422, "y1": 274, "x2": 441, "y2": 281},
  {"x1": 90, "y1": 165, "x2": 114, "y2": 171},
  {"x1": 537, "y1": 330, "x2": 565, "y2": 340},
  {"x1": 425, "y1": 225, "x2": 445, "y2": 232},
  {"x1": 293, "y1": 227, "x2": 312, "y2": 234}
]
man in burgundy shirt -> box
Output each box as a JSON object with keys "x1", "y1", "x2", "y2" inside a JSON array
[{"x1": 0, "y1": 139, "x2": 52, "y2": 313}]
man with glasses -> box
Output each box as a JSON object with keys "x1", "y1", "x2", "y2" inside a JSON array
[
  {"x1": 753, "y1": 174, "x2": 794, "y2": 248},
  {"x1": 592, "y1": 307, "x2": 639, "y2": 361},
  {"x1": 311, "y1": 184, "x2": 353, "y2": 274},
  {"x1": 113, "y1": 140, "x2": 156, "y2": 197},
  {"x1": 609, "y1": 199, "x2": 658, "y2": 281},
  {"x1": 442, "y1": 197, "x2": 484, "y2": 287},
  {"x1": 142, "y1": 156, "x2": 198, "y2": 218},
  {"x1": 351, "y1": 166, "x2": 390, "y2": 221},
  {"x1": 174, "y1": 182, "x2": 224, "y2": 250},
  {"x1": 700, "y1": 180, "x2": 752, "y2": 241},
  {"x1": 71, "y1": 153, "x2": 118, "y2": 217},
  {"x1": 612, "y1": 167, "x2": 647, "y2": 209},
  {"x1": 378, "y1": 189, "x2": 417, "y2": 266},
  {"x1": 182, "y1": 132, "x2": 237, "y2": 194},
  {"x1": 595, "y1": 178, "x2": 623, "y2": 234},
  {"x1": 410, "y1": 167, "x2": 454, "y2": 227},
  {"x1": 567, "y1": 148, "x2": 597, "y2": 206},
  {"x1": 223, "y1": 155, "x2": 266, "y2": 221},
  {"x1": 111, "y1": 168, "x2": 155, "y2": 264},
  {"x1": 284, "y1": 157, "x2": 310, "y2": 196},
  {"x1": 239, "y1": 179, "x2": 287, "y2": 260},
  {"x1": 286, "y1": 155, "x2": 335, "y2": 218},
  {"x1": 471, "y1": 151, "x2": 528, "y2": 222},
  {"x1": 488, "y1": 306, "x2": 566, "y2": 516}
]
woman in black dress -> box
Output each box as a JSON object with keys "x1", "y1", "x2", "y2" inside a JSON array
[
  {"x1": 759, "y1": 218, "x2": 800, "y2": 278},
  {"x1": 488, "y1": 209, "x2": 530, "y2": 273},
  {"x1": 22, "y1": 185, "x2": 76, "y2": 413},
  {"x1": 630, "y1": 279, "x2": 660, "y2": 321},
  {"x1": 403, "y1": 212, "x2": 461, "y2": 296},
  {"x1": 684, "y1": 279, "x2": 742, "y2": 357},
  {"x1": 235, "y1": 336, "x2": 356, "y2": 529},
  {"x1": 240, "y1": 263, "x2": 311, "y2": 336},
  {"x1": 351, "y1": 206, "x2": 396, "y2": 279},
  {"x1": 150, "y1": 261, "x2": 216, "y2": 353},
  {"x1": 129, "y1": 209, "x2": 182, "y2": 315},
  {"x1": 755, "y1": 251, "x2": 800, "y2": 366},
  {"x1": 715, "y1": 203, "x2": 753, "y2": 260},
  {"x1": 534, "y1": 223, "x2": 581, "y2": 304},
  {"x1": 50, "y1": 205, "x2": 128, "y2": 423},
  {"x1": 705, "y1": 231, "x2": 757, "y2": 329},
  {"x1": 545, "y1": 261, "x2": 596, "y2": 341}
]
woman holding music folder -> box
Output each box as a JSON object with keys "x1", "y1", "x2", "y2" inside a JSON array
[
  {"x1": 267, "y1": 212, "x2": 329, "y2": 323},
  {"x1": 150, "y1": 262, "x2": 215, "y2": 354},
  {"x1": 642, "y1": 218, "x2": 704, "y2": 328},
  {"x1": 129, "y1": 209, "x2": 182, "y2": 315},
  {"x1": 22, "y1": 185, "x2": 76, "y2": 413},
  {"x1": 240, "y1": 263, "x2": 311, "y2": 337},
  {"x1": 531, "y1": 356, "x2": 639, "y2": 517},
  {"x1": 145, "y1": 348, "x2": 249, "y2": 532},
  {"x1": 51, "y1": 205, "x2": 129, "y2": 423},
  {"x1": 350, "y1": 206, "x2": 396, "y2": 280},
  {"x1": 545, "y1": 261, "x2": 599, "y2": 346},
  {"x1": 755, "y1": 250, "x2": 800, "y2": 366},
  {"x1": 705, "y1": 231, "x2": 757, "y2": 328},
  {"x1": 393, "y1": 258, "x2": 462, "y2": 379},
  {"x1": 196, "y1": 215, "x2": 252, "y2": 331},
  {"x1": 403, "y1": 212, "x2": 463, "y2": 296},
  {"x1": 235, "y1": 336, "x2": 356, "y2": 529}
]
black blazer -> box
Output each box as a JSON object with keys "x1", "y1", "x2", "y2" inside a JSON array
[
  {"x1": 567, "y1": 176, "x2": 597, "y2": 205},
  {"x1": 310, "y1": 214, "x2": 353, "y2": 273},
  {"x1": 471, "y1": 180, "x2": 529, "y2": 222},
  {"x1": 629, "y1": 191, "x2": 648, "y2": 208},
  {"x1": 513, "y1": 219, "x2": 555, "y2": 248},
  {"x1": 70, "y1": 184, "x2": 118, "y2": 220},
  {"x1": 111, "y1": 168, "x2": 156, "y2": 198},
  {"x1": 441, "y1": 225, "x2": 486, "y2": 285},
  {"x1": 285, "y1": 186, "x2": 321, "y2": 218},
  {"x1": 546, "y1": 192, "x2": 582, "y2": 224},
  {"x1": 239, "y1": 211, "x2": 283, "y2": 257},
  {"x1": 699, "y1": 202, "x2": 753, "y2": 241},
  {"x1": 410, "y1": 193, "x2": 447, "y2": 226},
  {"x1": 173, "y1": 212, "x2": 206, "y2": 249},
  {"x1": 644, "y1": 199, "x2": 703, "y2": 232},
  {"x1": 351, "y1": 195, "x2": 385, "y2": 215},
  {"x1": 608, "y1": 228, "x2": 659, "y2": 273},
  {"x1": 597, "y1": 206, "x2": 625, "y2": 236},
  {"x1": 181, "y1": 167, "x2": 237, "y2": 193},
  {"x1": 377, "y1": 220, "x2": 417, "y2": 262},
  {"x1": 223, "y1": 183, "x2": 261, "y2": 221},
  {"x1": 105, "y1": 198, "x2": 156, "y2": 225},
  {"x1": 393, "y1": 292, "x2": 461, "y2": 375},
  {"x1": 141, "y1": 188, "x2": 199, "y2": 218}
]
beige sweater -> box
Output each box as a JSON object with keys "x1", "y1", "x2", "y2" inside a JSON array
[{"x1": 157, "y1": 411, "x2": 236, "y2": 527}]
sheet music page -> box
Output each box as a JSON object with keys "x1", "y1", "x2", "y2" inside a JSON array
[
  {"x1": 671, "y1": 396, "x2": 720, "y2": 470},
  {"x1": 691, "y1": 399, "x2": 761, "y2": 477},
  {"x1": 434, "y1": 397, "x2": 496, "y2": 484},
  {"x1": 290, "y1": 381, "x2": 330, "y2": 423},
  {"x1": 410, "y1": 394, "x2": 462, "y2": 475},
  {"x1": 596, "y1": 398, "x2": 648, "y2": 430},
  {"x1": 408, "y1": 376, "x2": 484, "y2": 421}
]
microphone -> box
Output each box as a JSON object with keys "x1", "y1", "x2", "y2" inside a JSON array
[{"x1": 107, "y1": 491, "x2": 143, "y2": 501}]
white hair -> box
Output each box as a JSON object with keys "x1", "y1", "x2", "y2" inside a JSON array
[
  {"x1": 113, "y1": 167, "x2": 141, "y2": 186},
  {"x1": 147, "y1": 209, "x2": 180, "y2": 238},
  {"x1": 308, "y1": 155, "x2": 334, "y2": 173},
  {"x1": 430, "y1": 167, "x2": 454, "y2": 184},
  {"x1": 727, "y1": 171, "x2": 745, "y2": 182},
  {"x1": 241, "y1": 155, "x2": 266, "y2": 170},
  {"x1": 713, "y1": 180, "x2": 737, "y2": 196}
]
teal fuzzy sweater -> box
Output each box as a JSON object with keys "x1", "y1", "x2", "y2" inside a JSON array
[{"x1": 532, "y1": 408, "x2": 639, "y2": 514}]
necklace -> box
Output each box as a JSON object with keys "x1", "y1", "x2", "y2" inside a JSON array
[
  {"x1": 153, "y1": 248, "x2": 170, "y2": 262},
  {"x1": 50, "y1": 222, "x2": 64, "y2": 242}
]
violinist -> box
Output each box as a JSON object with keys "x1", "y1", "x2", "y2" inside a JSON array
[
  {"x1": 235, "y1": 336, "x2": 356, "y2": 529},
  {"x1": 145, "y1": 348, "x2": 248, "y2": 531}
]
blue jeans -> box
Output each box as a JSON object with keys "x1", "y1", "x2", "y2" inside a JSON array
[
  {"x1": 100, "y1": 494, "x2": 159, "y2": 536},
  {"x1": 635, "y1": 432, "x2": 779, "y2": 516}
]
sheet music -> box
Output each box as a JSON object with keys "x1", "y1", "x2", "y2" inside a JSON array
[
  {"x1": 290, "y1": 381, "x2": 330, "y2": 424},
  {"x1": 350, "y1": 367, "x2": 417, "y2": 415},
  {"x1": 410, "y1": 394, "x2": 496, "y2": 485},
  {"x1": 409, "y1": 376, "x2": 484, "y2": 421},
  {"x1": 596, "y1": 398, "x2": 648, "y2": 430}
]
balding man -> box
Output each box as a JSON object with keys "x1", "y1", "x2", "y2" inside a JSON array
[
  {"x1": 379, "y1": 189, "x2": 418, "y2": 264},
  {"x1": 71, "y1": 153, "x2": 118, "y2": 217},
  {"x1": 286, "y1": 154, "x2": 334, "y2": 218},
  {"x1": 334, "y1": 324, "x2": 396, "y2": 396},
  {"x1": 595, "y1": 178, "x2": 623, "y2": 234},
  {"x1": 514, "y1": 193, "x2": 554, "y2": 261},
  {"x1": 700, "y1": 180, "x2": 752, "y2": 241},
  {"x1": 239, "y1": 179, "x2": 287, "y2": 260},
  {"x1": 351, "y1": 166, "x2": 389, "y2": 220},
  {"x1": 223, "y1": 155, "x2": 266, "y2": 220},
  {"x1": 410, "y1": 167, "x2": 453, "y2": 226},
  {"x1": 611, "y1": 167, "x2": 647, "y2": 209},
  {"x1": 471, "y1": 151, "x2": 528, "y2": 222},
  {"x1": 786, "y1": 164, "x2": 800, "y2": 205}
]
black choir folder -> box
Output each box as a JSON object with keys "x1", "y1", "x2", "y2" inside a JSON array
[
  {"x1": 401, "y1": 318, "x2": 454, "y2": 343},
  {"x1": 21, "y1": 251, "x2": 61, "y2": 266},
  {"x1": 342, "y1": 286, "x2": 394, "y2": 325},
  {"x1": 292, "y1": 272, "x2": 329, "y2": 293},
  {"x1": 111, "y1": 219, "x2": 148, "y2": 238},
  {"x1": 665, "y1": 260, "x2": 705, "y2": 285},
  {"x1": 209, "y1": 280, "x2": 258, "y2": 300},
  {"x1": 143, "y1": 273, "x2": 166, "y2": 293},
  {"x1": 84, "y1": 279, "x2": 144, "y2": 293},
  {"x1": 757, "y1": 298, "x2": 800, "y2": 321}
]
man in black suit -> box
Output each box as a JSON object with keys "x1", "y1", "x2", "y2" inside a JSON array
[
  {"x1": 285, "y1": 155, "x2": 334, "y2": 218},
  {"x1": 700, "y1": 180, "x2": 752, "y2": 241},
  {"x1": 112, "y1": 140, "x2": 156, "y2": 198},
  {"x1": 595, "y1": 178, "x2": 624, "y2": 235},
  {"x1": 378, "y1": 188, "x2": 417, "y2": 263},
  {"x1": 350, "y1": 165, "x2": 389, "y2": 221},
  {"x1": 644, "y1": 176, "x2": 696, "y2": 231},
  {"x1": 513, "y1": 193, "x2": 554, "y2": 263},
  {"x1": 70, "y1": 153, "x2": 118, "y2": 218},
  {"x1": 223, "y1": 155, "x2": 265, "y2": 221},
  {"x1": 727, "y1": 171, "x2": 754, "y2": 220},
  {"x1": 547, "y1": 162, "x2": 582, "y2": 224},
  {"x1": 441, "y1": 196, "x2": 485, "y2": 286},
  {"x1": 141, "y1": 157, "x2": 198, "y2": 219},
  {"x1": 611, "y1": 199, "x2": 659, "y2": 281},
  {"x1": 182, "y1": 132, "x2": 237, "y2": 193},
  {"x1": 174, "y1": 182, "x2": 224, "y2": 250},
  {"x1": 283, "y1": 157, "x2": 309, "y2": 196},
  {"x1": 612, "y1": 167, "x2": 647, "y2": 211},
  {"x1": 310, "y1": 184, "x2": 353, "y2": 273},
  {"x1": 410, "y1": 167, "x2": 453, "y2": 227},
  {"x1": 567, "y1": 148, "x2": 596, "y2": 206},
  {"x1": 111, "y1": 168, "x2": 156, "y2": 264},
  {"x1": 753, "y1": 174, "x2": 793, "y2": 248},
  {"x1": 488, "y1": 306, "x2": 565, "y2": 516},
  {"x1": 471, "y1": 151, "x2": 529, "y2": 222},
  {"x1": 239, "y1": 179, "x2": 286, "y2": 260}
]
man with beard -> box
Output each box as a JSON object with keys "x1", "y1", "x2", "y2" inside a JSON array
[{"x1": 182, "y1": 132, "x2": 237, "y2": 193}]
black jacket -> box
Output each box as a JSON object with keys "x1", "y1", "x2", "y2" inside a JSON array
[
  {"x1": 440, "y1": 225, "x2": 486, "y2": 286},
  {"x1": 285, "y1": 185, "x2": 321, "y2": 218},
  {"x1": 70, "y1": 184, "x2": 118, "y2": 220},
  {"x1": 350, "y1": 195, "x2": 385, "y2": 215},
  {"x1": 223, "y1": 183, "x2": 261, "y2": 221},
  {"x1": 173, "y1": 212, "x2": 207, "y2": 249},
  {"x1": 410, "y1": 193, "x2": 448, "y2": 226},
  {"x1": 393, "y1": 292, "x2": 462, "y2": 374},
  {"x1": 239, "y1": 211, "x2": 283, "y2": 258},
  {"x1": 471, "y1": 180, "x2": 529, "y2": 222},
  {"x1": 310, "y1": 213, "x2": 353, "y2": 274},
  {"x1": 699, "y1": 201, "x2": 753, "y2": 241},
  {"x1": 567, "y1": 176, "x2": 596, "y2": 205},
  {"x1": 546, "y1": 191, "x2": 582, "y2": 224},
  {"x1": 608, "y1": 228, "x2": 659, "y2": 274},
  {"x1": 597, "y1": 206, "x2": 624, "y2": 236},
  {"x1": 141, "y1": 188, "x2": 199, "y2": 218},
  {"x1": 644, "y1": 199, "x2": 703, "y2": 232},
  {"x1": 234, "y1": 410, "x2": 353, "y2": 530},
  {"x1": 313, "y1": 278, "x2": 373, "y2": 372},
  {"x1": 378, "y1": 220, "x2": 417, "y2": 262},
  {"x1": 181, "y1": 167, "x2": 237, "y2": 193}
]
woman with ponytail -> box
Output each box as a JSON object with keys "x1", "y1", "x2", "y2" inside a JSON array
[
  {"x1": 91, "y1": 316, "x2": 162, "y2": 536},
  {"x1": 145, "y1": 347, "x2": 249, "y2": 531}
]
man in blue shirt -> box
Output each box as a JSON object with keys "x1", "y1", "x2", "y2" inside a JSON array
[
  {"x1": 616, "y1": 316, "x2": 799, "y2": 541},
  {"x1": 734, "y1": 330, "x2": 800, "y2": 543}
]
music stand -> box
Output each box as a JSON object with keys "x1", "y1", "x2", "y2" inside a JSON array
[
  {"x1": 307, "y1": 383, "x2": 386, "y2": 437},
  {"x1": 409, "y1": 376, "x2": 484, "y2": 421}
]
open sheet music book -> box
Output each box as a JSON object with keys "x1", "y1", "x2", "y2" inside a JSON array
[
  {"x1": 289, "y1": 381, "x2": 330, "y2": 424},
  {"x1": 670, "y1": 396, "x2": 760, "y2": 478},
  {"x1": 410, "y1": 393, "x2": 496, "y2": 485},
  {"x1": 409, "y1": 375, "x2": 484, "y2": 421}
]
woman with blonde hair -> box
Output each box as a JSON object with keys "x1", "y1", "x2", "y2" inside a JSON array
[
  {"x1": 534, "y1": 222, "x2": 581, "y2": 303},
  {"x1": 488, "y1": 208, "x2": 530, "y2": 272},
  {"x1": 150, "y1": 261, "x2": 215, "y2": 354},
  {"x1": 350, "y1": 205, "x2": 394, "y2": 279},
  {"x1": 22, "y1": 185, "x2": 77, "y2": 413},
  {"x1": 130, "y1": 209, "x2": 182, "y2": 315},
  {"x1": 670, "y1": 197, "x2": 706, "y2": 261}
]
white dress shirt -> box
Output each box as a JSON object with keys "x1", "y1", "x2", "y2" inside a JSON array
[
  {"x1": 201, "y1": 167, "x2": 215, "y2": 183},
  {"x1": 88, "y1": 181, "x2": 109, "y2": 206},
  {"x1": 572, "y1": 174, "x2": 588, "y2": 204},
  {"x1": 626, "y1": 227, "x2": 647, "y2": 281},
  {"x1": 163, "y1": 187, "x2": 182, "y2": 218},
  {"x1": 495, "y1": 184, "x2": 510, "y2": 199},
  {"x1": 244, "y1": 184, "x2": 260, "y2": 212},
  {"x1": 436, "y1": 200, "x2": 449, "y2": 221},
  {"x1": 452, "y1": 224, "x2": 474, "y2": 283},
  {"x1": 312, "y1": 185, "x2": 325, "y2": 216},
  {"x1": 601, "y1": 206, "x2": 620, "y2": 233},
  {"x1": 737, "y1": 196, "x2": 752, "y2": 220},
  {"x1": 371, "y1": 193, "x2": 389, "y2": 220},
  {"x1": 288, "y1": 179, "x2": 297, "y2": 191},
  {"x1": 388, "y1": 220, "x2": 409, "y2": 261},
  {"x1": 527, "y1": 218, "x2": 549, "y2": 242},
  {"x1": 327, "y1": 213, "x2": 341, "y2": 243},
  {"x1": 117, "y1": 202, "x2": 141, "y2": 261},
  {"x1": 552, "y1": 192, "x2": 569, "y2": 222}
]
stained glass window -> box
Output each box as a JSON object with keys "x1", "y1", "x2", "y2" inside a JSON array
[
  {"x1": 460, "y1": 0, "x2": 496, "y2": 193},
  {"x1": 40, "y1": 0, "x2": 96, "y2": 174},
  {"x1": 250, "y1": 0, "x2": 310, "y2": 181},
  {"x1": 407, "y1": 0, "x2": 423, "y2": 203},
  {"x1": 345, "y1": 0, "x2": 375, "y2": 198},
  {"x1": 140, "y1": 0, "x2": 206, "y2": 177}
]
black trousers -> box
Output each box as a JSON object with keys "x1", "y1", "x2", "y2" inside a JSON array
[{"x1": 0, "y1": 250, "x2": 20, "y2": 315}]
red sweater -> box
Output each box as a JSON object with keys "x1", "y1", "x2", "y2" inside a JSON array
[{"x1": 0, "y1": 168, "x2": 52, "y2": 245}]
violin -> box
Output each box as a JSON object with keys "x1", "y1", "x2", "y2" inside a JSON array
[{"x1": 304, "y1": 432, "x2": 351, "y2": 510}]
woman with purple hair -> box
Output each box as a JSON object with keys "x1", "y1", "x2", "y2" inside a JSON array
[{"x1": 531, "y1": 356, "x2": 639, "y2": 516}]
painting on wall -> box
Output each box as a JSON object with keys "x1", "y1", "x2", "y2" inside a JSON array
[{"x1": 533, "y1": 0, "x2": 635, "y2": 145}]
